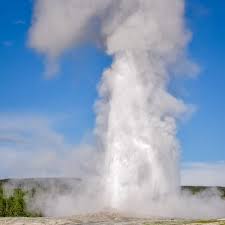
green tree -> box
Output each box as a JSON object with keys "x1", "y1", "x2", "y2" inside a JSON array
[
  {"x1": 5, "y1": 188, "x2": 28, "y2": 217},
  {"x1": 5, "y1": 195, "x2": 14, "y2": 216},
  {"x1": 11, "y1": 189, "x2": 27, "y2": 216},
  {"x1": 0, "y1": 186, "x2": 6, "y2": 216}
]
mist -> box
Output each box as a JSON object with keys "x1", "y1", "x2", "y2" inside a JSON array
[{"x1": 25, "y1": 0, "x2": 225, "y2": 218}]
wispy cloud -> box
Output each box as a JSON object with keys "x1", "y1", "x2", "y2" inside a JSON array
[
  {"x1": 2, "y1": 41, "x2": 13, "y2": 47},
  {"x1": 0, "y1": 113, "x2": 224, "y2": 187},
  {"x1": 0, "y1": 113, "x2": 99, "y2": 179},
  {"x1": 14, "y1": 20, "x2": 25, "y2": 25},
  {"x1": 181, "y1": 161, "x2": 225, "y2": 186},
  {"x1": 0, "y1": 135, "x2": 25, "y2": 145}
]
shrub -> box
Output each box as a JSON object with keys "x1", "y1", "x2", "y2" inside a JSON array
[
  {"x1": 0, "y1": 186, "x2": 6, "y2": 216},
  {"x1": 0, "y1": 185, "x2": 36, "y2": 217}
]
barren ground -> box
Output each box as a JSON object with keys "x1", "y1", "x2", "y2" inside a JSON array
[{"x1": 0, "y1": 213, "x2": 225, "y2": 225}]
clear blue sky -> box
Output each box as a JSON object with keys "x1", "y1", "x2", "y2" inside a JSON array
[{"x1": 0, "y1": 0, "x2": 224, "y2": 166}]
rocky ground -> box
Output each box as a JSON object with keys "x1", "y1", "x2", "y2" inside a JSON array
[{"x1": 0, "y1": 213, "x2": 225, "y2": 225}]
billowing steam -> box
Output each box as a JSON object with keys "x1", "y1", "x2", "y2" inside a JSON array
[{"x1": 28, "y1": 0, "x2": 225, "y2": 218}]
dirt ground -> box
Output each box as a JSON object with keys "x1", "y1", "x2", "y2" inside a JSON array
[{"x1": 0, "y1": 212, "x2": 225, "y2": 225}]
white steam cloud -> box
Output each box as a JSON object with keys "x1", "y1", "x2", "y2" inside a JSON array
[{"x1": 27, "y1": 0, "x2": 225, "y2": 218}]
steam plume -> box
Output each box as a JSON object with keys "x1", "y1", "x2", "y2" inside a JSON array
[{"x1": 28, "y1": 0, "x2": 225, "y2": 218}]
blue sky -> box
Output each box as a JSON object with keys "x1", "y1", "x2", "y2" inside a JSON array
[
  {"x1": 180, "y1": 0, "x2": 225, "y2": 162},
  {"x1": 0, "y1": 0, "x2": 224, "y2": 183}
]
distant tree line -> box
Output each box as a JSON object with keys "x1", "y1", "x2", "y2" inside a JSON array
[{"x1": 182, "y1": 186, "x2": 225, "y2": 198}]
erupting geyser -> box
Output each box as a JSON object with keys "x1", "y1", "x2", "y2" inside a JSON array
[
  {"x1": 97, "y1": 52, "x2": 183, "y2": 209},
  {"x1": 29, "y1": 0, "x2": 225, "y2": 216}
]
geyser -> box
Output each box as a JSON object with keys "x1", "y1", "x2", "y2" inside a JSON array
[
  {"x1": 28, "y1": 0, "x2": 225, "y2": 218},
  {"x1": 97, "y1": 52, "x2": 183, "y2": 209},
  {"x1": 29, "y1": 0, "x2": 193, "y2": 209}
]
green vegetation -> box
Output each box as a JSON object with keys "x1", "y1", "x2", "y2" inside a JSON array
[
  {"x1": 0, "y1": 184, "x2": 39, "y2": 217},
  {"x1": 182, "y1": 186, "x2": 225, "y2": 199}
]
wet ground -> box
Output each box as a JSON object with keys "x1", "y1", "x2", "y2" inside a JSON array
[{"x1": 0, "y1": 212, "x2": 225, "y2": 225}]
